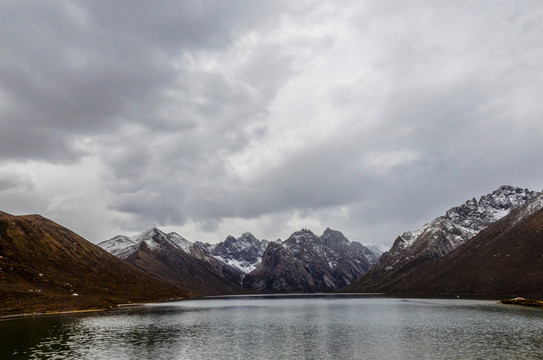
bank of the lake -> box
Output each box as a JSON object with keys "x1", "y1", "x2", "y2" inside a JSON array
[{"x1": 501, "y1": 297, "x2": 543, "y2": 307}]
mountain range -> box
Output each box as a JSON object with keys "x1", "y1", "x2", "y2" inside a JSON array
[
  {"x1": 2, "y1": 184, "x2": 543, "y2": 315},
  {"x1": 98, "y1": 227, "x2": 379, "y2": 294},
  {"x1": 98, "y1": 228, "x2": 247, "y2": 296},
  {"x1": 243, "y1": 228, "x2": 378, "y2": 292}
]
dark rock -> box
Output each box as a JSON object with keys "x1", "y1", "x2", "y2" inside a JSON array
[{"x1": 243, "y1": 228, "x2": 378, "y2": 293}]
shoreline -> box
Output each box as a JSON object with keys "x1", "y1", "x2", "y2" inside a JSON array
[
  {"x1": 0, "y1": 308, "x2": 108, "y2": 321},
  {"x1": 501, "y1": 298, "x2": 543, "y2": 307},
  {"x1": 0, "y1": 295, "x2": 187, "y2": 321}
]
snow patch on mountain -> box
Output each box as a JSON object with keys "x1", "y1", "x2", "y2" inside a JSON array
[
  {"x1": 99, "y1": 235, "x2": 136, "y2": 258},
  {"x1": 509, "y1": 192, "x2": 543, "y2": 226},
  {"x1": 197, "y1": 233, "x2": 269, "y2": 274},
  {"x1": 214, "y1": 256, "x2": 258, "y2": 274}
]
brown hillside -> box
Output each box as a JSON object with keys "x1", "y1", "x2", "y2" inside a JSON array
[{"x1": 0, "y1": 212, "x2": 186, "y2": 316}]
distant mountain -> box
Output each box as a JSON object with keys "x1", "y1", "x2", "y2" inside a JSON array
[
  {"x1": 100, "y1": 230, "x2": 191, "y2": 259},
  {"x1": 0, "y1": 212, "x2": 185, "y2": 316},
  {"x1": 98, "y1": 228, "x2": 248, "y2": 295},
  {"x1": 242, "y1": 228, "x2": 379, "y2": 292},
  {"x1": 196, "y1": 232, "x2": 270, "y2": 274},
  {"x1": 364, "y1": 244, "x2": 384, "y2": 259},
  {"x1": 346, "y1": 193, "x2": 543, "y2": 298},
  {"x1": 345, "y1": 185, "x2": 539, "y2": 293}
]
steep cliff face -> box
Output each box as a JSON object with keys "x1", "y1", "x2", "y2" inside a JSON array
[
  {"x1": 242, "y1": 228, "x2": 378, "y2": 293},
  {"x1": 346, "y1": 185, "x2": 539, "y2": 292}
]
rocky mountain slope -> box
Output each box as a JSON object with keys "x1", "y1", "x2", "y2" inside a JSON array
[
  {"x1": 196, "y1": 232, "x2": 270, "y2": 274},
  {"x1": 345, "y1": 193, "x2": 543, "y2": 298},
  {"x1": 346, "y1": 185, "x2": 539, "y2": 293},
  {"x1": 0, "y1": 212, "x2": 185, "y2": 316},
  {"x1": 242, "y1": 228, "x2": 379, "y2": 292},
  {"x1": 98, "y1": 228, "x2": 248, "y2": 295}
]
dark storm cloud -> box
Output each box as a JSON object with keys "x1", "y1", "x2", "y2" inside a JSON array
[{"x1": 0, "y1": 0, "x2": 288, "y2": 161}]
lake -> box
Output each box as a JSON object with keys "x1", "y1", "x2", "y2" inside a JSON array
[{"x1": 1, "y1": 295, "x2": 542, "y2": 359}]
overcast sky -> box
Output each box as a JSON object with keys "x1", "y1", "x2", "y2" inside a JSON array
[{"x1": 2, "y1": 1, "x2": 543, "y2": 247}]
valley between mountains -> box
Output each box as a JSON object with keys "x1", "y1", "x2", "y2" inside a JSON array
[{"x1": 1, "y1": 185, "x2": 542, "y2": 316}]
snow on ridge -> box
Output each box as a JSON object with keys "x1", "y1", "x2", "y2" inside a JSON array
[
  {"x1": 398, "y1": 186, "x2": 539, "y2": 251},
  {"x1": 99, "y1": 235, "x2": 135, "y2": 253},
  {"x1": 510, "y1": 193, "x2": 543, "y2": 226},
  {"x1": 399, "y1": 222, "x2": 430, "y2": 248},
  {"x1": 143, "y1": 237, "x2": 162, "y2": 252},
  {"x1": 166, "y1": 232, "x2": 192, "y2": 253}
]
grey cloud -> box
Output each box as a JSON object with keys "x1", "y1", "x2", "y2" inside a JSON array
[
  {"x1": 0, "y1": 1, "x2": 289, "y2": 162},
  {"x1": 0, "y1": 171, "x2": 34, "y2": 191}
]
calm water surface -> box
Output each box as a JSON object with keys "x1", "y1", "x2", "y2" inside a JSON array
[{"x1": 1, "y1": 295, "x2": 542, "y2": 359}]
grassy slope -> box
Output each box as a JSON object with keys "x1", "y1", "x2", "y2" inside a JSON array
[{"x1": 0, "y1": 211, "x2": 187, "y2": 316}]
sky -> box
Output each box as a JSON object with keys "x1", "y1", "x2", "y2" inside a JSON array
[{"x1": 1, "y1": 1, "x2": 543, "y2": 247}]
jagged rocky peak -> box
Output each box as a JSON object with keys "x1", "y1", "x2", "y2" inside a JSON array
[
  {"x1": 132, "y1": 227, "x2": 164, "y2": 242},
  {"x1": 446, "y1": 185, "x2": 537, "y2": 223},
  {"x1": 203, "y1": 232, "x2": 270, "y2": 274},
  {"x1": 219, "y1": 232, "x2": 261, "y2": 251},
  {"x1": 285, "y1": 228, "x2": 318, "y2": 244},
  {"x1": 321, "y1": 227, "x2": 349, "y2": 247},
  {"x1": 239, "y1": 232, "x2": 258, "y2": 241}
]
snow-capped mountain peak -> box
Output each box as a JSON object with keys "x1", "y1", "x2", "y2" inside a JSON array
[
  {"x1": 356, "y1": 185, "x2": 539, "y2": 291},
  {"x1": 98, "y1": 228, "x2": 193, "y2": 259},
  {"x1": 98, "y1": 235, "x2": 137, "y2": 258}
]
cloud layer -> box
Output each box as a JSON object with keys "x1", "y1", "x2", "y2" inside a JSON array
[{"x1": 2, "y1": 1, "x2": 543, "y2": 245}]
